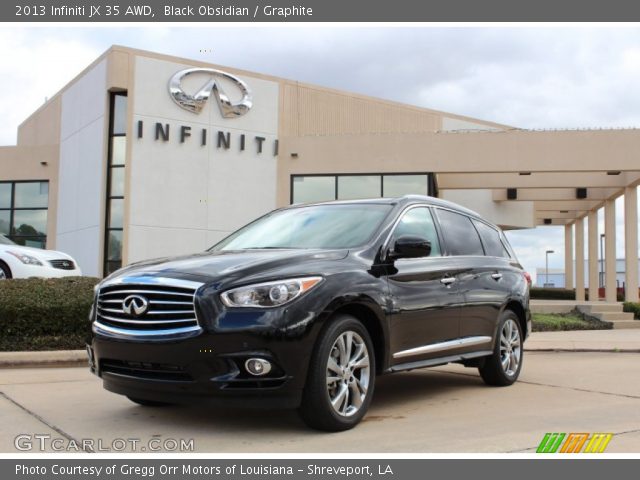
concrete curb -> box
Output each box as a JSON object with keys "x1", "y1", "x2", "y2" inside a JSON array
[
  {"x1": 0, "y1": 350, "x2": 87, "y2": 368},
  {"x1": 525, "y1": 347, "x2": 640, "y2": 353}
]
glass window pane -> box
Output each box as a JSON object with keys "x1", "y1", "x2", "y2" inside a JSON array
[
  {"x1": 14, "y1": 182, "x2": 48, "y2": 208},
  {"x1": 0, "y1": 183, "x2": 11, "y2": 208},
  {"x1": 12, "y1": 210, "x2": 47, "y2": 236},
  {"x1": 109, "y1": 167, "x2": 125, "y2": 197},
  {"x1": 111, "y1": 137, "x2": 127, "y2": 166},
  {"x1": 107, "y1": 230, "x2": 123, "y2": 261},
  {"x1": 391, "y1": 207, "x2": 441, "y2": 256},
  {"x1": 0, "y1": 211, "x2": 10, "y2": 235},
  {"x1": 383, "y1": 175, "x2": 428, "y2": 197},
  {"x1": 436, "y1": 209, "x2": 484, "y2": 256},
  {"x1": 337, "y1": 176, "x2": 381, "y2": 200},
  {"x1": 108, "y1": 199, "x2": 123, "y2": 228},
  {"x1": 112, "y1": 94, "x2": 128, "y2": 135},
  {"x1": 213, "y1": 204, "x2": 392, "y2": 251},
  {"x1": 105, "y1": 260, "x2": 122, "y2": 276},
  {"x1": 473, "y1": 220, "x2": 509, "y2": 257},
  {"x1": 292, "y1": 176, "x2": 335, "y2": 204},
  {"x1": 12, "y1": 236, "x2": 46, "y2": 249}
]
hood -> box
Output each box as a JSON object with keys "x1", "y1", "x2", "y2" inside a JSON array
[
  {"x1": 106, "y1": 249, "x2": 350, "y2": 285},
  {"x1": 0, "y1": 244, "x2": 74, "y2": 261}
]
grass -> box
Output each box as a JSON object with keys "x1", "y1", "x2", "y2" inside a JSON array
[{"x1": 532, "y1": 312, "x2": 612, "y2": 332}]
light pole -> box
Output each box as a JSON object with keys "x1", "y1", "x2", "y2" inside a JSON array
[
  {"x1": 545, "y1": 250, "x2": 555, "y2": 287},
  {"x1": 600, "y1": 233, "x2": 605, "y2": 288}
]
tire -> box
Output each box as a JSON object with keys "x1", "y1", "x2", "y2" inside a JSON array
[
  {"x1": 126, "y1": 396, "x2": 174, "y2": 407},
  {"x1": 299, "y1": 314, "x2": 375, "y2": 431},
  {"x1": 478, "y1": 310, "x2": 524, "y2": 386},
  {"x1": 0, "y1": 261, "x2": 11, "y2": 280}
]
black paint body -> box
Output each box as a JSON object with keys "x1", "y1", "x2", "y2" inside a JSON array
[{"x1": 88, "y1": 196, "x2": 531, "y2": 408}]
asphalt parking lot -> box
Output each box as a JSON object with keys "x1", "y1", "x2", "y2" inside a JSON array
[{"x1": 1, "y1": 351, "x2": 639, "y2": 453}]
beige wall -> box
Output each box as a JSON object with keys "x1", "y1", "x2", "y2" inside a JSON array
[{"x1": 0, "y1": 145, "x2": 59, "y2": 247}]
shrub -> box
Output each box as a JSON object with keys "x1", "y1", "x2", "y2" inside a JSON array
[
  {"x1": 0, "y1": 277, "x2": 99, "y2": 351},
  {"x1": 532, "y1": 313, "x2": 612, "y2": 332},
  {"x1": 623, "y1": 302, "x2": 640, "y2": 320},
  {"x1": 529, "y1": 287, "x2": 575, "y2": 300}
]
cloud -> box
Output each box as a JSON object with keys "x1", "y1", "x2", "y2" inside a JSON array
[{"x1": 0, "y1": 27, "x2": 639, "y2": 275}]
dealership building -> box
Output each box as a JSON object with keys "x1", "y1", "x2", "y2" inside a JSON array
[{"x1": 1, "y1": 46, "x2": 639, "y2": 302}]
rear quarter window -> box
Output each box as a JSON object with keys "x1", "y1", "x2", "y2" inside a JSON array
[{"x1": 473, "y1": 220, "x2": 510, "y2": 258}]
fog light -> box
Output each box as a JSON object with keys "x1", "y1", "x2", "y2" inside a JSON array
[{"x1": 245, "y1": 358, "x2": 272, "y2": 376}]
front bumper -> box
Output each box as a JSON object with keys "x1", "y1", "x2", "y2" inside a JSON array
[{"x1": 89, "y1": 315, "x2": 321, "y2": 409}]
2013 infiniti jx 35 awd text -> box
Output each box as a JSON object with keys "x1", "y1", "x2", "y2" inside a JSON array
[{"x1": 88, "y1": 195, "x2": 531, "y2": 431}]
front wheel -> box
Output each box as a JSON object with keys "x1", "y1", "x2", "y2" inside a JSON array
[
  {"x1": 478, "y1": 310, "x2": 523, "y2": 386},
  {"x1": 0, "y1": 261, "x2": 12, "y2": 280},
  {"x1": 299, "y1": 314, "x2": 375, "y2": 431}
]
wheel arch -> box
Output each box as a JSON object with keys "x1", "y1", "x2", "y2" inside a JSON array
[
  {"x1": 0, "y1": 259, "x2": 12, "y2": 279},
  {"x1": 501, "y1": 299, "x2": 528, "y2": 341},
  {"x1": 323, "y1": 297, "x2": 389, "y2": 375}
]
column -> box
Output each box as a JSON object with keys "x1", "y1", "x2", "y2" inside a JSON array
[
  {"x1": 575, "y1": 217, "x2": 585, "y2": 301},
  {"x1": 588, "y1": 209, "x2": 599, "y2": 301},
  {"x1": 564, "y1": 223, "x2": 574, "y2": 290},
  {"x1": 604, "y1": 198, "x2": 617, "y2": 302},
  {"x1": 625, "y1": 186, "x2": 639, "y2": 302}
]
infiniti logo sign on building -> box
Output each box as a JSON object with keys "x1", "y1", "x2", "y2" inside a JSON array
[{"x1": 168, "y1": 68, "x2": 253, "y2": 117}]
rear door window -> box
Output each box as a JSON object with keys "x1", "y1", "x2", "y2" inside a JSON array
[{"x1": 435, "y1": 209, "x2": 484, "y2": 256}]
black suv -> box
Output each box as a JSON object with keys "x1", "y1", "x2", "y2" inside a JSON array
[{"x1": 88, "y1": 195, "x2": 531, "y2": 431}]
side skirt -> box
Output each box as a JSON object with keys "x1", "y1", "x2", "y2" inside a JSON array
[{"x1": 385, "y1": 350, "x2": 493, "y2": 373}]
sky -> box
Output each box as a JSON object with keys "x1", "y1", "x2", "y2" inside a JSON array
[{"x1": 0, "y1": 26, "x2": 639, "y2": 280}]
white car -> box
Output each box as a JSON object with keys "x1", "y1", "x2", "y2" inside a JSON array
[{"x1": 0, "y1": 234, "x2": 82, "y2": 279}]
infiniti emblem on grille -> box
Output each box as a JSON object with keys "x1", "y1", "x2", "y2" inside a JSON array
[{"x1": 122, "y1": 295, "x2": 149, "y2": 317}]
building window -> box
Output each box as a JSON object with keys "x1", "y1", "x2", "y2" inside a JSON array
[
  {"x1": 291, "y1": 173, "x2": 434, "y2": 204},
  {"x1": 104, "y1": 92, "x2": 127, "y2": 276},
  {"x1": 0, "y1": 181, "x2": 49, "y2": 248}
]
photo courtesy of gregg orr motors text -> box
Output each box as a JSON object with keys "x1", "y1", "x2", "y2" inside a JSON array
[{"x1": 15, "y1": 463, "x2": 387, "y2": 477}]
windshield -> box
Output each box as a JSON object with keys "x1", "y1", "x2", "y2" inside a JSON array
[
  {"x1": 0, "y1": 234, "x2": 16, "y2": 246},
  {"x1": 211, "y1": 204, "x2": 392, "y2": 251}
]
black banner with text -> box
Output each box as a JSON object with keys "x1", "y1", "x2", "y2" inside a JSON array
[{"x1": 5, "y1": 0, "x2": 640, "y2": 22}]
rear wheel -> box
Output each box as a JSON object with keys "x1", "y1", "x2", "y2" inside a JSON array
[
  {"x1": 478, "y1": 310, "x2": 523, "y2": 386},
  {"x1": 126, "y1": 396, "x2": 174, "y2": 407},
  {"x1": 0, "y1": 261, "x2": 11, "y2": 280},
  {"x1": 299, "y1": 314, "x2": 375, "y2": 431}
]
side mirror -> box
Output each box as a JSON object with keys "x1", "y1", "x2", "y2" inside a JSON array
[{"x1": 389, "y1": 235, "x2": 431, "y2": 260}]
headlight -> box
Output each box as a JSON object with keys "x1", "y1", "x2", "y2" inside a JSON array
[
  {"x1": 220, "y1": 276, "x2": 323, "y2": 308},
  {"x1": 7, "y1": 251, "x2": 43, "y2": 266}
]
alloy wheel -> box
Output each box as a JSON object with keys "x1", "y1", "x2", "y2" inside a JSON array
[
  {"x1": 326, "y1": 331, "x2": 370, "y2": 417},
  {"x1": 499, "y1": 318, "x2": 521, "y2": 377}
]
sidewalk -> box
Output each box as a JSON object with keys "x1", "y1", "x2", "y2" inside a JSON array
[
  {"x1": 525, "y1": 329, "x2": 640, "y2": 352},
  {"x1": 1, "y1": 329, "x2": 639, "y2": 368}
]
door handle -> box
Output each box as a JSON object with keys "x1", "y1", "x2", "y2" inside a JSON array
[
  {"x1": 440, "y1": 277, "x2": 456, "y2": 286},
  {"x1": 491, "y1": 273, "x2": 503, "y2": 280}
]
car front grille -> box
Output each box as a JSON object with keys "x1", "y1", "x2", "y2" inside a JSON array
[
  {"x1": 49, "y1": 259, "x2": 75, "y2": 270},
  {"x1": 94, "y1": 278, "x2": 203, "y2": 336}
]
